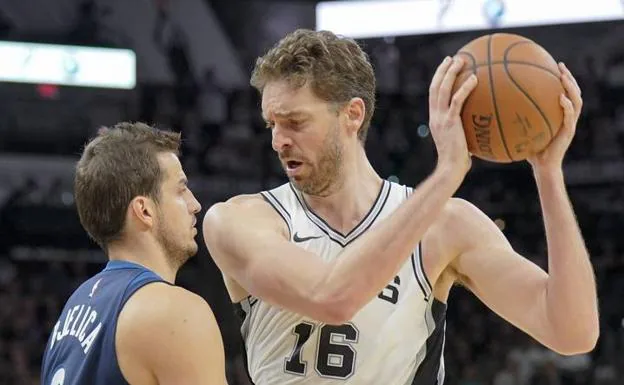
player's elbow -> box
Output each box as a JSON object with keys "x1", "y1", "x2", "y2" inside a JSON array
[
  {"x1": 552, "y1": 325, "x2": 599, "y2": 356},
  {"x1": 313, "y1": 296, "x2": 359, "y2": 325}
]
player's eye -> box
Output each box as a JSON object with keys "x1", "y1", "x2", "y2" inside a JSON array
[{"x1": 289, "y1": 120, "x2": 304, "y2": 129}]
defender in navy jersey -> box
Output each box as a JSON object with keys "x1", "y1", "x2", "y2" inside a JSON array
[
  {"x1": 203, "y1": 30, "x2": 598, "y2": 384},
  {"x1": 42, "y1": 122, "x2": 227, "y2": 385}
]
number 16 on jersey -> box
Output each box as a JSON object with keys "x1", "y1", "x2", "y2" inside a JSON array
[{"x1": 284, "y1": 322, "x2": 360, "y2": 379}]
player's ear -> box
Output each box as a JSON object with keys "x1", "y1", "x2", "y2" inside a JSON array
[
  {"x1": 129, "y1": 196, "x2": 157, "y2": 229},
  {"x1": 343, "y1": 97, "x2": 366, "y2": 138}
]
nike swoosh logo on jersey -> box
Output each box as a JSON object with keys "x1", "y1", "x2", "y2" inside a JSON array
[{"x1": 293, "y1": 232, "x2": 323, "y2": 243}]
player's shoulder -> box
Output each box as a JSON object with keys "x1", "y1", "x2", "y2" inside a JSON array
[
  {"x1": 121, "y1": 282, "x2": 214, "y2": 323},
  {"x1": 430, "y1": 198, "x2": 501, "y2": 251},
  {"x1": 115, "y1": 283, "x2": 221, "y2": 380},
  {"x1": 441, "y1": 197, "x2": 491, "y2": 224},
  {"x1": 225, "y1": 193, "x2": 268, "y2": 208},
  {"x1": 424, "y1": 198, "x2": 489, "y2": 242},
  {"x1": 203, "y1": 192, "x2": 286, "y2": 229},
  {"x1": 401, "y1": 182, "x2": 486, "y2": 224},
  {"x1": 208, "y1": 193, "x2": 268, "y2": 215},
  {"x1": 117, "y1": 283, "x2": 217, "y2": 346}
]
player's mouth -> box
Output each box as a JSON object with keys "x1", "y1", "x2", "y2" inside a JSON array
[{"x1": 285, "y1": 160, "x2": 303, "y2": 176}]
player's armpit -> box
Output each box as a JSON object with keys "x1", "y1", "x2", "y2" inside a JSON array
[
  {"x1": 202, "y1": 197, "x2": 346, "y2": 324},
  {"x1": 115, "y1": 283, "x2": 227, "y2": 385},
  {"x1": 445, "y1": 198, "x2": 577, "y2": 354}
]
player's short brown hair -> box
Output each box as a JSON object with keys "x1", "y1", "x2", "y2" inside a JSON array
[
  {"x1": 250, "y1": 29, "x2": 376, "y2": 143},
  {"x1": 74, "y1": 122, "x2": 181, "y2": 250}
]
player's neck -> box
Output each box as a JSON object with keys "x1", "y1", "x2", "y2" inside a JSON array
[
  {"x1": 106, "y1": 239, "x2": 177, "y2": 283},
  {"x1": 303, "y1": 148, "x2": 382, "y2": 235}
]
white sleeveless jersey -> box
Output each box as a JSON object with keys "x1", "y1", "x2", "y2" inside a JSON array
[{"x1": 236, "y1": 180, "x2": 447, "y2": 385}]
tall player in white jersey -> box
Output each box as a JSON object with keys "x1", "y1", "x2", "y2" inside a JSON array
[{"x1": 203, "y1": 29, "x2": 599, "y2": 384}]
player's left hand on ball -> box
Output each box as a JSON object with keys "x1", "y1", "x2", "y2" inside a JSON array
[{"x1": 527, "y1": 62, "x2": 582, "y2": 170}]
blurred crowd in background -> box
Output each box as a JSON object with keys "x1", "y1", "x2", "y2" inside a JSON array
[{"x1": 0, "y1": 1, "x2": 623, "y2": 384}]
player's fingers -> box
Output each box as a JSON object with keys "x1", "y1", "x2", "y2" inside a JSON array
[
  {"x1": 560, "y1": 71, "x2": 583, "y2": 116},
  {"x1": 438, "y1": 56, "x2": 466, "y2": 111},
  {"x1": 560, "y1": 94, "x2": 577, "y2": 136},
  {"x1": 559, "y1": 62, "x2": 581, "y2": 96},
  {"x1": 448, "y1": 74, "x2": 478, "y2": 117},
  {"x1": 429, "y1": 56, "x2": 453, "y2": 109}
]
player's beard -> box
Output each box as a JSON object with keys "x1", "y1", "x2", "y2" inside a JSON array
[
  {"x1": 155, "y1": 208, "x2": 196, "y2": 270},
  {"x1": 290, "y1": 122, "x2": 343, "y2": 197}
]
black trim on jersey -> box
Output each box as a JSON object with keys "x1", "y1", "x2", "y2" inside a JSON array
[
  {"x1": 260, "y1": 192, "x2": 292, "y2": 240},
  {"x1": 234, "y1": 297, "x2": 257, "y2": 385},
  {"x1": 267, "y1": 191, "x2": 291, "y2": 220},
  {"x1": 411, "y1": 252, "x2": 429, "y2": 300},
  {"x1": 419, "y1": 242, "x2": 432, "y2": 294},
  {"x1": 292, "y1": 181, "x2": 385, "y2": 238},
  {"x1": 411, "y1": 299, "x2": 447, "y2": 385},
  {"x1": 288, "y1": 180, "x2": 391, "y2": 247},
  {"x1": 233, "y1": 302, "x2": 246, "y2": 322},
  {"x1": 287, "y1": 187, "x2": 346, "y2": 247},
  {"x1": 354, "y1": 185, "x2": 391, "y2": 240},
  {"x1": 234, "y1": 296, "x2": 256, "y2": 322},
  {"x1": 404, "y1": 185, "x2": 433, "y2": 297}
]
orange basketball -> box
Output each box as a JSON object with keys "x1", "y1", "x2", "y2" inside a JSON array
[{"x1": 453, "y1": 33, "x2": 564, "y2": 162}]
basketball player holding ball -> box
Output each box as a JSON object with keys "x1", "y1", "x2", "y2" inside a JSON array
[{"x1": 203, "y1": 29, "x2": 599, "y2": 384}]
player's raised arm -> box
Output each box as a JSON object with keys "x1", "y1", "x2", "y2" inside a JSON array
[
  {"x1": 446, "y1": 64, "x2": 598, "y2": 355},
  {"x1": 115, "y1": 283, "x2": 228, "y2": 385}
]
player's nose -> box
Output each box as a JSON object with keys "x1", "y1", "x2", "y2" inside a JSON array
[
  {"x1": 271, "y1": 126, "x2": 293, "y2": 152},
  {"x1": 189, "y1": 192, "x2": 201, "y2": 215}
]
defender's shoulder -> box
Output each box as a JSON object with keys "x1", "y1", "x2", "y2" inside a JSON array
[
  {"x1": 116, "y1": 283, "x2": 222, "y2": 383},
  {"x1": 117, "y1": 283, "x2": 218, "y2": 351},
  {"x1": 120, "y1": 282, "x2": 213, "y2": 324}
]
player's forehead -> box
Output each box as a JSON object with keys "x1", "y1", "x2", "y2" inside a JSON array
[
  {"x1": 261, "y1": 81, "x2": 324, "y2": 121},
  {"x1": 157, "y1": 152, "x2": 186, "y2": 185}
]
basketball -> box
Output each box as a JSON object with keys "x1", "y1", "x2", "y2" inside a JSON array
[{"x1": 453, "y1": 33, "x2": 564, "y2": 162}]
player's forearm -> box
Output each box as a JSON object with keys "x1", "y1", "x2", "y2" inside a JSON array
[
  {"x1": 315, "y1": 166, "x2": 464, "y2": 321},
  {"x1": 535, "y1": 167, "x2": 599, "y2": 352}
]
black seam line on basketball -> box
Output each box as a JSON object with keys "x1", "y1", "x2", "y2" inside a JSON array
[
  {"x1": 456, "y1": 51, "x2": 477, "y2": 75},
  {"x1": 289, "y1": 180, "x2": 387, "y2": 241},
  {"x1": 503, "y1": 41, "x2": 555, "y2": 141},
  {"x1": 411, "y1": 252, "x2": 429, "y2": 300},
  {"x1": 261, "y1": 192, "x2": 292, "y2": 240},
  {"x1": 487, "y1": 34, "x2": 513, "y2": 161},
  {"x1": 461, "y1": 60, "x2": 560, "y2": 79},
  {"x1": 418, "y1": 241, "x2": 432, "y2": 292}
]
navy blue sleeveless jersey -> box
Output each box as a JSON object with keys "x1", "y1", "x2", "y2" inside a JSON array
[{"x1": 41, "y1": 260, "x2": 165, "y2": 385}]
